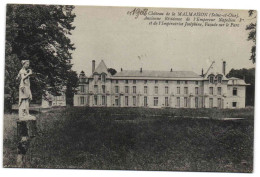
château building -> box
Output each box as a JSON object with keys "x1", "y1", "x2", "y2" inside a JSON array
[{"x1": 74, "y1": 60, "x2": 248, "y2": 109}]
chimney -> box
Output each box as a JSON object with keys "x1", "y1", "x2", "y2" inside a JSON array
[
  {"x1": 121, "y1": 68, "x2": 123, "y2": 71},
  {"x1": 201, "y1": 68, "x2": 204, "y2": 76},
  {"x1": 222, "y1": 61, "x2": 226, "y2": 76},
  {"x1": 140, "y1": 68, "x2": 142, "y2": 72},
  {"x1": 170, "y1": 68, "x2": 173, "y2": 72},
  {"x1": 92, "y1": 60, "x2": 95, "y2": 73}
]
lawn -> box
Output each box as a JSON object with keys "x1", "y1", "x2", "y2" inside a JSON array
[{"x1": 3, "y1": 107, "x2": 254, "y2": 172}]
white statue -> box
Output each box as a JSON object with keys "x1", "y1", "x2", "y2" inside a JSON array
[{"x1": 17, "y1": 60, "x2": 36, "y2": 121}]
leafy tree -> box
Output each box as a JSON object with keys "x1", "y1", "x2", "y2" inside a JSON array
[
  {"x1": 107, "y1": 68, "x2": 117, "y2": 76},
  {"x1": 5, "y1": 4, "x2": 76, "y2": 103},
  {"x1": 65, "y1": 70, "x2": 79, "y2": 106},
  {"x1": 227, "y1": 68, "x2": 255, "y2": 106},
  {"x1": 246, "y1": 10, "x2": 257, "y2": 63}
]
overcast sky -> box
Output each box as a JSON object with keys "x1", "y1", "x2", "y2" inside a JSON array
[{"x1": 70, "y1": 6, "x2": 256, "y2": 76}]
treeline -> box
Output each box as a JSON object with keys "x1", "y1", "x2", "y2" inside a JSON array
[{"x1": 227, "y1": 68, "x2": 255, "y2": 106}]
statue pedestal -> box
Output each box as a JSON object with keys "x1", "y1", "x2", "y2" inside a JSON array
[
  {"x1": 17, "y1": 119, "x2": 37, "y2": 138},
  {"x1": 16, "y1": 117, "x2": 37, "y2": 167}
]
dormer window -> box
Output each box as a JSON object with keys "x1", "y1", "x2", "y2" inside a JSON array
[
  {"x1": 101, "y1": 74, "x2": 106, "y2": 83},
  {"x1": 217, "y1": 75, "x2": 222, "y2": 83},
  {"x1": 218, "y1": 76, "x2": 222, "y2": 83},
  {"x1": 209, "y1": 76, "x2": 214, "y2": 83},
  {"x1": 94, "y1": 75, "x2": 99, "y2": 83}
]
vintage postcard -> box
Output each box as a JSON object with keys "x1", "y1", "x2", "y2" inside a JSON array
[{"x1": 4, "y1": 4, "x2": 256, "y2": 172}]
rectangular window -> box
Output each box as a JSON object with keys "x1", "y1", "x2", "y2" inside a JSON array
[
  {"x1": 133, "y1": 96, "x2": 136, "y2": 106},
  {"x1": 80, "y1": 96, "x2": 85, "y2": 105},
  {"x1": 144, "y1": 86, "x2": 148, "y2": 94},
  {"x1": 217, "y1": 87, "x2": 222, "y2": 95},
  {"x1": 209, "y1": 87, "x2": 213, "y2": 95},
  {"x1": 154, "y1": 97, "x2": 158, "y2": 106},
  {"x1": 80, "y1": 85, "x2": 85, "y2": 93},
  {"x1": 218, "y1": 98, "x2": 221, "y2": 108},
  {"x1": 184, "y1": 87, "x2": 188, "y2": 94},
  {"x1": 155, "y1": 86, "x2": 158, "y2": 94},
  {"x1": 133, "y1": 80, "x2": 136, "y2": 84},
  {"x1": 155, "y1": 80, "x2": 158, "y2": 84},
  {"x1": 115, "y1": 86, "x2": 119, "y2": 93},
  {"x1": 101, "y1": 75, "x2": 106, "y2": 82},
  {"x1": 144, "y1": 80, "x2": 147, "y2": 84},
  {"x1": 144, "y1": 96, "x2": 148, "y2": 107},
  {"x1": 218, "y1": 76, "x2": 222, "y2": 83},
  {"x1": 177, "y1": 97, "x2": 180, "y2": 107},
  {"x1": 165, "y1": 97, "x2": 169, "y2": 106},
  {"x1": 125, "y1": 96, "x2": 128, "y2": 106},
  {"x1": 177, "y1": 87, "x2": 180, "y2": 94},
  {"x1": 133, "y1": 86, "x2": 136, "y2": 94},
  {"x1": 115, "y1": 97, "x2": 119, "y2": 106},
  {"x1": 232, "y1": 102, "x2": 237, "y2": 107},
  {"x1": 116, "y1": 80, "x2": 118, "y2": 84},
  {"x1": 102, "y1": 85, "x2": 106, "y2": 93},
  {"x1": 177, "y1": 80, "x2": 180, "y2": 84},
  {"x1": 184, "y1": 81, "x2": 188, "y2": 84},
  {"x1": 125, "y1": 86, "x2": 129, "y2": 93},
  {"x1": 184, "y1": 97, "x2": 188, "y2": 107},
  {"x1": 233, "y1": 88, "x2": 237, "y2": 96},
  {"x1": 94, "y1": 96, "x2": 98, "y2": 105},
  {"x1": 195, "y1": 87, "x2": 199, "y2": 95},
  {"x1": 165, "y1": 86, "x2": 169, "y2": 94},
  {"x1": 125, "y1": 80, "x2": 128, "y2": 84},
  {"x1": 195, "y1": 97, "x2": 198, "y2": 108},
  {"x1": 209, "y1": 76, "x2": 214, "y2": 83},
  {"x1": 209, "y1": 98, "x2": 213, "y2": 108},
  {"x1": 165, "y1": 80, "x2": 169, "y2": 84},
  {"x1": 94, "y1": 85, "x2": 98, "y2": 93},
  {"x1": 195, "y1": 81, "x2": 199, "y2": 85},
  {"x1": 102, "y1": 96, "x2": 106, "y2": 105}
]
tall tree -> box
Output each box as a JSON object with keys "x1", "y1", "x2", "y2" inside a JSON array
[
  {"x1": 246, "y1": 10, "x2": 257, "y2": 63},
  {"x1": 65, "y1": 70, "x2": 79, "y2": 106},
  {"x1": 5, "y1": 4, "x2": 77, "y2": 103}
]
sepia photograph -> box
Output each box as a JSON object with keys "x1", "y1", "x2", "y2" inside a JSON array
[{"x1": 3, "y1": 4, "x2": 256, "y2": 173}]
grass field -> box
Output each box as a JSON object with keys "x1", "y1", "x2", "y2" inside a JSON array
[{"x1": 3, "y1": 107, "x2": 254, "y2": 172}]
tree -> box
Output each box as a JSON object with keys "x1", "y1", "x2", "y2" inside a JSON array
[
  {"x1": 246, "y1": 10, "x2": 257, "y2": 63},
  {"x1": 5, "y1": 4, "x2": 76, "y2": 103},
  {"x1": 226, "y1": 68, "x2": 255, "y2": 106},
  {"x1": 107, "y1": 68, "x2": 117, "y2": 76},
  {"x1": 65, "y1": 70, "x2": 79, "y2": 106}
]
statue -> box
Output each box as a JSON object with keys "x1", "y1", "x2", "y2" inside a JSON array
[
  {"x1": 16, "y1": 60, "x2": 37, "y2": 167},
  {"x1": 17, "y1": 60, "x2": 36, "y2": 121}
]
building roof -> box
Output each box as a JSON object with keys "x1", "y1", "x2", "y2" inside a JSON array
[
  {"x1": 203, "y1": 61, "x2": 228, "y2": 80},
  {"x1": 92, "y1": 60, "x2": 110, "y2": 76},
  {"x1": 113, "y1": 70, "x2": 201, "y2": 78},
  {"x1": 227, "y1": 77, "x2": 249, "y2": 86}
]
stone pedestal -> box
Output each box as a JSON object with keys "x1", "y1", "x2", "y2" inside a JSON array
[
  {"x1": 17, "y1": 119, "x2": 37, "y2": 138},
  {"x1": 17, "y1": 117, "x2": 37, "y2": 167}
]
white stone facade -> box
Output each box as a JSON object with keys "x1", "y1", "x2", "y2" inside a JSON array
[
  {"x1": 42, "y1": 92, "x2": 66, "y2": 108},
  {"x1": 74, "y1": 60, "x2": 248, "y2": 109}
]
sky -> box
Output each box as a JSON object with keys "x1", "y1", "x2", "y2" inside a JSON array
[{"x1": 70, "y1": 6, "x2": 256, "y2": 76}]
